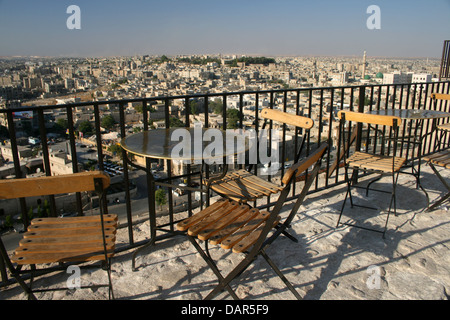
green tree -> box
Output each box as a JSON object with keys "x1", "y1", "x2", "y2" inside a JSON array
[
  {"x1": 226, "y1": 109, "x2": 241, "y2": 129},
  {"x1": 169, "y1": 117, "x2": 185, "y2": 128},
  {"x1": 108, "y1": 144, "x2": 123, "y2": 159},
  {"x1": 155, "y1": 188, "x2": 167, "y2": 210},
  {"x1": 101, "y1": 115, "x2": 116, "y2": 130},
  {"x1": 210, "y1": 99, "x2": 223, "y2": 115},
  {"x1": 77, "y1": 121, "x2": 94, "y2": 136}
]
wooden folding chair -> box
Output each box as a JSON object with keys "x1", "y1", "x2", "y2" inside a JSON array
[
  {"x1": 0, "y1": 171, "x2": 117, "y2": 300},
  {"x1": 177, "y1": 143, "x2": 328, "y2": 299},
  {"x1": 336, "y1": 111, "x2": 407, "y2": 237},
  {"x1": 207, "y1": 108, "x2": 314, "y2": 203},
  {"x1": 424, "y1": 93, "x2": 450, "y2": 211}
]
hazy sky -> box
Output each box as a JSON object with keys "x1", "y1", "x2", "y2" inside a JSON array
[{"x1": 1, "y1": 0, "x2": 449, "y2": 58}]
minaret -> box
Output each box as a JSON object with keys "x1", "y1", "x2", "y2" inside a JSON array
[{"x1": 362, "y1": 51, "x2": 367, "y2": 79}]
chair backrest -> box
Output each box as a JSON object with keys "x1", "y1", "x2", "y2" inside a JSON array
[
  {"x1": 281, "y1": 142, "x2": 328, "y2": 185},
  {"x1": 260, "y1": 108, "x2": 314, "y2": 129},
  {"x1": 337, "y1": 110, "x2": 402, "y2": 127},
  {"x1": 249, "y1": 143, "x2": 328, "y2": 255},
  {"x1": 0, "y1": 171, "x2": 110, "y2": 200}
]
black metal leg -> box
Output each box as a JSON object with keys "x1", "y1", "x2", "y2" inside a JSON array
[
  {"x1": 260, "y1": 250, "x2": 301, "y2": 300},
  {"x1": 187, "y1": 236, "x2": 239, "y2": 300}
]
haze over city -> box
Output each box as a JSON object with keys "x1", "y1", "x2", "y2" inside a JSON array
[{"x1": 1, "y1": 0, "x2": 450, "y2": 58}]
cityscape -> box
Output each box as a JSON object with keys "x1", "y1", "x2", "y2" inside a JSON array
[
  {"x1": 0, "y1": 52, "x2": 443, "y2": 216},
  {"x1": 1, "y1": 0, "x2": 450, "y2": 301}
]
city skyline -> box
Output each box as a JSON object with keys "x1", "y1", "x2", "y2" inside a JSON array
[{"x1": 0, "y1": 0, "x2": 449, "y2": 58}]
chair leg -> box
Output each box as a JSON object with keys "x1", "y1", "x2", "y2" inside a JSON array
[
  {"x1": 427, "y1": 162, "x2": 450, "y2": 211},
  {"x1": 187, "y1": 236, "x2": 240, "y2": 300},
  {"x1": 337, "y1": 167, "x2": 353, "y2": 227},
  {"x1": 0, "y1": 240, "x2": 37, "y2": 300},
  {"x1": 260, "y1": 250, "x2": 301, "y2": 300},
  {"x1": 103, "y1": 258, "x2": 115, "y2": 300}
]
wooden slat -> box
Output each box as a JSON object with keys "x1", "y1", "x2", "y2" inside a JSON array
[
  {"x1": 437, "y1": 123, "x2": 450, "y2": 132},
  {"x1": 14, "y1": 241, "x2": 115, "y2": 254},
  {"x1": 231, "y1": 170, "x2": 283, "y2": 192},
  {"x1": 177, "y1": 198, "x2": 228, "y2": 231},
  {"x1": 209, "y1": 208, "x2": 259, "y2": 245},
  {"x1": 30, "y1": 214, "x2": 117, "y2": 225},
  {"x1": 212, "y1": 179, "x2": 260, "y2": 199},
  {"x1": 338, "y1": 110, "x2": 402, "y2": 127},
  {"x1": 19, "y1": 234, "x2": 116, "y2": 246},
  {"x1": 220, "y1": 211, "x2": 270, "y2": 250},
  {"x1": 197, "y1": 204, "x2": 251, "y2": 241},
  {"x1": 0, "y1": 171, "x2": 110, "y2": 200},
  {"x1": 347, "y1": 152, "x2": 406, "y2": 172},
  {"x1": 221, "y1": 176, "x2": 268, "y2": 196},
  {"x1": 234, "y1": 178, "x2": 276, "y2": 196},
  {"x1": 424, "y1": 150, "x2": 450, "y2": 168},
  {"x1": 27, "y1": 220, "x2": 117, "y2": 233},
  {"x1": 23, "y1": 227, "x2": 116, "y2": 239},
  {"x1": 210, "y1": 183, "x2": 251, "y2": 202},
  {"x1": 188, "y1": 201, "x2": 240, "y2": 237},
  {"x1": 11, "y1": 250, "x2": 115, "y2": 265},
  {"x1": 232, "y1": 216, "x2": 281, "y2": 254},
  {"x1": 260, "y1": 108, "x2": 314, "y2": 129}
]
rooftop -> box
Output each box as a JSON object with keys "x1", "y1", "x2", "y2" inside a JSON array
[{"x1": 1, "y1": 162, "x2": 449, "y2": 300}]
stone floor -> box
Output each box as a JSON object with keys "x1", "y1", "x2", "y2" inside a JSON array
[{"x1": 1, "y1": 162, "x2": 450, "y2": 300}]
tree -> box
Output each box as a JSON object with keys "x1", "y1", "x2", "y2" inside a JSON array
[
  {"x1": 101, "y1": 115, "x2": 116, "y2": 130},
  {"x1": 77, "y1": 121, "x2": 94, "y2": 136},
  {"x1": 169, "y1": 117, "x2": 185, "y2": 128},
  {"x1": 108, "y1": 144, "x2": 123, "y2": 159},
  {"x1": 210, "y1": 99, "x2": 223, "y2": 115},
  {"x1": 155, "y1": 188, "x2": 167, "y2": 210},
  {"x1": 226, "y1": 109, "x2": 241, "y2": 129}
]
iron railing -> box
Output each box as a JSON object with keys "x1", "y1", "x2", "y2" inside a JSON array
[{"x1": 1, "y1": 80, "x2": 449, "y2": 286}]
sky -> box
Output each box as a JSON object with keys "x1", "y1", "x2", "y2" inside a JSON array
[{"x1": 0, "y1": 0, "x2": 449, "y2": 58}]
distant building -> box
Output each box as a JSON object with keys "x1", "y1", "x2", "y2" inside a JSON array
[
  {"x1": 412, "y1": 73, "x2": 432, "y2": 83},
  {"x1": 383, "y1": 71, "x2": 413, "y2": 84}
]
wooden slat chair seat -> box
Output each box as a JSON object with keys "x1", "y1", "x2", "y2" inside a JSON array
[
  {"x1": 423, "y1": 150, "x2": 450, "y2": 211},
  {"x1": 437, "y1": 123, "x2": 450, "y2": 132},
  {"x1": 12, "y1": 215, "x2": 118, "y2": 265},
  {"x1": 208, "y1": 108, "x2": 313, "y2": 203},
  {"x1": 178, "y1": 199, "x2": 279, "y2": 254},
  {"x1": 425, "y1": 94, "x2": 450, "y2": 211},
  {"x1": 209, "y1": 169, "x2": 283, "y2": 202},
  {"x1": 423, "y1": 150, "x2": 450, "y2": 168},
  {"x1": 347, "y1": 151, "x2": 406, "y2": 173},
  {"x1": 0, "y1": 171, "x2": 116, "y2": 300},
  {"x1": 179, "y1": 143, "x2": 328, "y2": 300}
]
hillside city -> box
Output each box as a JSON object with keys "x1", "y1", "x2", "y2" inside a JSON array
[{"x1": 0, "y1": 53, "x2": 443, "y2": 219}]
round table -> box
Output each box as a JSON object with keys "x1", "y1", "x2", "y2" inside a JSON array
[{"x1": 120, "y1": 128, "x2": 253, "y2": 270}]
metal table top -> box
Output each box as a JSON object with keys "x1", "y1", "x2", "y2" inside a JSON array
[
  {"x1": 369, "y1": 109, "x2": 450, "y2": 120},
  {"x1": 120, "y1": 128, "x2": 252, "y2": 161}
]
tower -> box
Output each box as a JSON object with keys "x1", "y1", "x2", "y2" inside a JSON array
[{"x1": 362, "y1": 51, "x2": 367, "y2": 79}]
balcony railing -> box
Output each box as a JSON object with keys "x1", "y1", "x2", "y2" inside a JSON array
[{"x1": 1, "y1": 80, "x2": 449, "y2": 287}]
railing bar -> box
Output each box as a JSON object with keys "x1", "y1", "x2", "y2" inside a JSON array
[
  {"x1": 119, "y1": 101, "x2": 134, "y2": 244},
  {"x1": 37, "y1": 109, "x2": 57, "y2": 217},
  {"x1": 66, "y1": 106, "x2": 83, "y2": 216}
]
